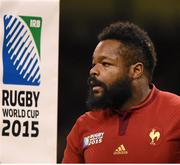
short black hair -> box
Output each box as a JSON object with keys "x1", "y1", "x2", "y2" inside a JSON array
[{"x1": 98, "y1": 21, "x2": 157, "y2": 81}]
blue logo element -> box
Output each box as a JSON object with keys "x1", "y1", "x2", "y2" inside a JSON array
[{"x1": 3, "y1": 15, "x2": 41, "y2": 86}]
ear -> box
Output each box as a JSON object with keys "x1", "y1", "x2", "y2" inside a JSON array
[{"x1": 128, "y1": 62, "x2": 144, "y2": 79}]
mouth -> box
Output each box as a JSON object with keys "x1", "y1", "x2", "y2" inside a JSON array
[
  {"x1": 92, "y1": 85, "x2": 102, "y2": 90},
  {"x1": 91, "y1": 85, "x2": 104, "y2": 97},
  {"x1": 88, "y1": 76, "x2": 105, "y2": 96},
  {"x1": 89, "y1": 79, "x2": 101, "y2": 88}
]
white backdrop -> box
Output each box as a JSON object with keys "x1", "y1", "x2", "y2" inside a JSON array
[{"x1": 0, "y1": 0, "x2": 59, "y2": 163}]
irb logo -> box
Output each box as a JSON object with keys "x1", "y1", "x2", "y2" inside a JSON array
[
  {"x1": 3, "y1": 15, "x2": 42, "y2": 86},
  {"x1": 30, "y1": 19, "x2": 41, "y2": 28}
]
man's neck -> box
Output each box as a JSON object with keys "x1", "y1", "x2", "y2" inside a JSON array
[{"x1": 120, "y1": 82, "x2": 151, "y2": 112}]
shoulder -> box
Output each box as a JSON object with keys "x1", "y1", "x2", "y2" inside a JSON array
[
  {"x1": 158, "y1": 90, "x2": 180, "y2": 107},
  {"x1": 76, "y1": 110, "x2": 108, "y2": 125},
  {"x1": 156, "y1": 90, "x2": 180, "y2": 121},
  {"x1": 74, "y1": 109, "x2": 114, "y2": 133}
]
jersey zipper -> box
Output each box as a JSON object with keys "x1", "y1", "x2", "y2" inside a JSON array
[{"x1": 119, "y1": 112, "x2": 132, "y2": 136}]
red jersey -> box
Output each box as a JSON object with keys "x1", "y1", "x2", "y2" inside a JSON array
[{"x1": 62, "y1": 85, "x2": 180, "y2": 163}]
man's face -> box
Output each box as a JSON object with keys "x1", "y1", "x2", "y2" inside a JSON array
[{"x1": 86, "y1": 39, "x2": 132, "y2": 110}]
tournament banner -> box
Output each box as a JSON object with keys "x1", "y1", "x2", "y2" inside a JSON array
[{"x1": 0, "y1": 0, "x2": 59, "y2": 163}]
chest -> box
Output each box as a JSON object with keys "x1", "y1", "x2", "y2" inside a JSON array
[{"x1": 82, "y1": 113, "x2": 179, "y2": 163}]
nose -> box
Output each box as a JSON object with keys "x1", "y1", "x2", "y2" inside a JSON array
[{"x1": 89, "y1": 64, "x2": 100, "y2": 76}]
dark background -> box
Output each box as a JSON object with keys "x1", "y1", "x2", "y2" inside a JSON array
[{"x1": 58, "y1": 0, "x2": 180, "y2": 162}]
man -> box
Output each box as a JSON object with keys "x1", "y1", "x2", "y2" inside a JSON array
[{"x1": 62, "y1": 21, "x2": 180, "y2": 163}]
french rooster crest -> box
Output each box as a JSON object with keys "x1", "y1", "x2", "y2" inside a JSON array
[{"x1": 149, "y1": 128, "x2": 160, "y2": 145}]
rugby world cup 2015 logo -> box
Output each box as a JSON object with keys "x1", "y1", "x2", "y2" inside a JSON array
[{"x1": 3, "y1": 15, "x2": 42, "y2": 86}]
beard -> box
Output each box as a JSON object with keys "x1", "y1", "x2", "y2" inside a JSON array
[{"x1": 86, "y1": 75, "x2": 132, "y2": 111}]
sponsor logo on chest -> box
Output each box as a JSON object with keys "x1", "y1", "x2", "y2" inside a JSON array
[
  {"x1": 83, "y1": 132, "x2": 104, "y2": 148},
  {"x1": 113, "y1": 144, "x2": 128, "y2": 155}
]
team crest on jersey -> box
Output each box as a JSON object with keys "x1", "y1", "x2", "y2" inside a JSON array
[
  {"x1": 149, "y1": 127, "x2": 162, "y2": 145},
  {"x1": 83, "y1": 132, "x2": 104, "y2": 148}
]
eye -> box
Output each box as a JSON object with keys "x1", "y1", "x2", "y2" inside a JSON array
[{"x1": 102, "y1": 62, "x2": 111, "y2": 67}]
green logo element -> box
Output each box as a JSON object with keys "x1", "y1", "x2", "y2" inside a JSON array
[{"x1": 20, "y1": 16, "x2": 42, "y2": 57}]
